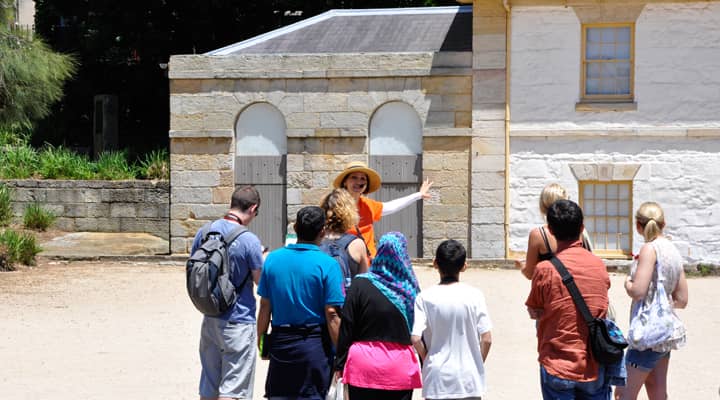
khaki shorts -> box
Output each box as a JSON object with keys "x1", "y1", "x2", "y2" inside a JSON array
[{"x1": 199, "y1": 318, "x2": 257, "y2": 399}]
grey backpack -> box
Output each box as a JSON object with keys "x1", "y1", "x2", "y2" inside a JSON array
[{"x1": 186, "y1": 222, "x2": 249, "y2": 316}]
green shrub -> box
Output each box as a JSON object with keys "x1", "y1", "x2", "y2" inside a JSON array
[
  {"x1": 139, "y1": 149, "x2": 169, "y2": 180},
  {"x1": 38, "y1": 145, "x2": 95, "y2": 179},
  {"x1": 23, "y1": 203, "x2": 56, "y2": 231},
  {"x1": 0, "y1": 144, "x2": 39, "y2": 179},
  {"x1": 0, "y1": 123, "x2": 31, "y2": 147},
  {"x1": 96, "y1": 151, "x2": 138, "y2": 180},
  {"x1": 0, "y1": 229, "x2": 41, "y2": 266},
  {"x1": 0, "y1": 184, "x2": 13, "y2": 226}
]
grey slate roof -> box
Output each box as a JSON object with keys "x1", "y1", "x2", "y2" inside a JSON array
[{"x1": 208, "y1": 6, "x2": 471, "y2": 56}]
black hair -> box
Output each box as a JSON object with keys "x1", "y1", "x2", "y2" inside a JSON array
[
  {"x1": 230, "y1": 186, "x2": 260, "y2": 212},
  {"x1": 546, "y1": 199, "x2": 583, "y2": 241},
  {"x1": 294, "y1": 206, "x2": 326, "y2": 241},
  {"x1": 435, "y1": 239, "x2": 466, "y2": 277}
]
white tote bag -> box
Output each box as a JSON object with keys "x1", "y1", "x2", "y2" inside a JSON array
[
  {"x1": 326, "y1": 377, "x2": 344, "y2": 400},
  {"x1": 627, "y1": 261, "x2": 686, "y2": 351}
]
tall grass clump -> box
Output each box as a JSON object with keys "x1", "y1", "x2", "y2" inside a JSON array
[
  {"x1": 0, "y1": 144, "x2": 39, "y2": 179},
  {"x1": 0, "y1": 184, "x2": 14, "y2": 226},
  {"x1": 96, "y1": 151, "x2": 138, "y2": 180},
  {"x1": 139, "y1": 149, "x2": 169, "y2": 180},
  {"x1": 38, "y1": 145, "x2": 95, "y2": 179},
  {"x1": 0, "y1": 229, "x2": 41, "y2": 266},
  {"x1": 23, "y1": 202, "x2": 56, "y2": 231}
]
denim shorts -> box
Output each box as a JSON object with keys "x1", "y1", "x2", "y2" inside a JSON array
[
  {"x1": 625, "y1": 348, "x2": 670, "y2": 372},
  {"x1": 540, "y1": 365, "x2": 610, "y2": 400}
]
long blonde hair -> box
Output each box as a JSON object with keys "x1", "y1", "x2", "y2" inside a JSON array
[
  {"x1": 635, "y1": 201, "x2": 665, "y2": 242},
  {"x1": 539, "y1": 183, "x2": 569, "y2": 216},
  {"x1": 319, "y1": 188, "x2": 359, "y2": 234}
]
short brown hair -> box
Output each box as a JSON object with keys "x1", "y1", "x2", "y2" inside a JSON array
[{"x1": 230, "y1": 186, "x2": 260, "y2": 212}]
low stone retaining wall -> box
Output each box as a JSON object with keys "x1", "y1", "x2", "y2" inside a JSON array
[{"x1": 3, "y1": 180, "x2": 169, "y2": 240}]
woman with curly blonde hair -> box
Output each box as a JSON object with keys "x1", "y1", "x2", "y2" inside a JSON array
[{"x1": 320, "y1": 188, "x2": 369, "y2": 286}]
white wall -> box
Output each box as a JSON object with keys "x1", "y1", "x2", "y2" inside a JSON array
[
  {"x1": 16, "y1": 0, "x2": 35, "y2": 27},
  {"x1": 510, "y1": 3, "x2": 720, "y2": 130},
  {"x1": 508, "y1": 137, "x2": 720, "y2": 263}
]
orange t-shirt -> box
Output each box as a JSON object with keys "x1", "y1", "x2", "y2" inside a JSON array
[
  {"x1": 348, "y1": 196, "x2": 383, "y2": 258},
  {"x1": 525, "y1": 241, "x2": 610, "y2": 382}
]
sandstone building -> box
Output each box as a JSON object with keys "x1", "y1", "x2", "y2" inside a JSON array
[{"x1": 169, "y1": 0, "x2": 720, "y2": 264}]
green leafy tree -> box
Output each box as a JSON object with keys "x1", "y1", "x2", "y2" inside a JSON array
[{"x1": 0, "y1": 1, "x2": 75, "y2": 139}]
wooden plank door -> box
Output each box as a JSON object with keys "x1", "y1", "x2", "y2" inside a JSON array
[
  {"x1": 235, "y1": 155, "x2": 286, "y2": 251},
  {"x1": 369, "y1": 155, "x2": 422, "y2": 257}
]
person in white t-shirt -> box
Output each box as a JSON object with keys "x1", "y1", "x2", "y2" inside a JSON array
[{"x1": 411, "y1": 239, "x2": 493, "y2": 400}]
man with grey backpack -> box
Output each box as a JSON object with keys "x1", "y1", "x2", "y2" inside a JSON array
[{"x1": 188, "y1": 185, "x2": 264, "y2": 400}]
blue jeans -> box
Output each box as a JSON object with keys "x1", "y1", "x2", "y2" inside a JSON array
[{"x1": 540, "y1": 365, "x2": 611, "y2": 400}]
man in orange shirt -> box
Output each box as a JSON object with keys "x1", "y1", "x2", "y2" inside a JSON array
[{"x1": 525, "y1": 199, "x2": 611, "y2": 400}]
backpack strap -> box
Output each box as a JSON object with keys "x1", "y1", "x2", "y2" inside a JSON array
[
  {"x1": 200, "y1": 222, "x2": 214, "y2": 242},
  {"x1": 539, "y1": 226, "x2": 553, "y2": 256},
  {"x1": 336, "y1": 233, "x2": 358, "y2": 251},
  {"x1": 222, "y1": 224, "x2": 251, "y2": 291},
  {"x1": 223, "y1": 224, "x2": 248, "y2": 246},
  {"x1": 549, "y1": 255, "x2": 594, "y2": 325}
]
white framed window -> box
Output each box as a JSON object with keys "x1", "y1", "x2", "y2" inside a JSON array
[
  {"x1": 581, "y1": 23, "x2": 634, "y2": 102},
  {"x1": 579, "y1": 181, "x2": 633, "y2": 258}
]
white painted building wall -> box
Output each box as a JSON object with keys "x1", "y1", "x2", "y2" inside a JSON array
[
  {"x1": 508, "y1": 4, "x2": 720, "y2": 263},
  {"x1": 510, "y1": 3, "x2": 720, "y2": 129}
]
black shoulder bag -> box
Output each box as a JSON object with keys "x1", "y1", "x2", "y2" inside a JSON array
[{"x1": 549, "y1": 256, "x2": 627, "y2": 364}]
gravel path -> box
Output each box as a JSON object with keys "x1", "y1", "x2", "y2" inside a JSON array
[{"x1": 0, "y1": 260, "x2": 717, "y2": 399}]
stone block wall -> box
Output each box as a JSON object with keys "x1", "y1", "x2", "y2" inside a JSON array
[
  {"x1": 169, "y1": 52, "x2": 477, "y2": 255},
  {"x1": 509, "y1": 136, "x2": 720, "y2": 264},
  {"x1": 3, "y1": 180, "x2": 169, "y2": 239},
  {"x1": 423, "y1": 137, "x2": 471, "y2": 257},
  {"x1": 471, "y1": 0, "x2": 508, "y2": 259}
]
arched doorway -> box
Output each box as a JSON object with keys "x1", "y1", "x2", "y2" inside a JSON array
[
  {"x1": 369, "y1": 101, "x2": 423, "y2": 257},
  {"x1": 235, "y1": 102, "x2": 287, "y2": 250}
]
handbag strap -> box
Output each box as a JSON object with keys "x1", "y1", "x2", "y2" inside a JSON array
[
  {"x1": 539, "y1": 226, "x2": 553, "y2": 255},
  {"x1": 549, "y1": 255, "x2": 594, "y2": 325}
]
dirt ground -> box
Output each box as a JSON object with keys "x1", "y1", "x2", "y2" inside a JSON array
[{"x1": 1, "y1": 259, "x2": 718, "y2": 400}]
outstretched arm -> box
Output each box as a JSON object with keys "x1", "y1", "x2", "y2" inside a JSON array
[{"x1": 381, "y1": 179, "x2": 434, "y2": 216}]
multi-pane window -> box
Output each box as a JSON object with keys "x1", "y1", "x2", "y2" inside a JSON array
[
  {"x1": 582, "y1": 24, "x2": 634, "y2": 101},
  {"x1": 580, "y1": 182, "x2": 632, "y2": 257}
]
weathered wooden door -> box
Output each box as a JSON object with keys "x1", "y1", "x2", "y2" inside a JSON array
[
  {"x1": 368, "y1": 101, "x2": 424, "y2": 258},
  {"x1": 235, "y1": 156, "x2": 286, "y2": 251},
  {"x1": 369, "y1": 156, "x2": 422, "y2": 257},
  {"x1": 234, "y1": 102, "x2": 287, "y2": 251}
]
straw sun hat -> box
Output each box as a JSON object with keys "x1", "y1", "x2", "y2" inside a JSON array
[{"x1": 332, "y1": 161, "x2": 382, "y2": 194}]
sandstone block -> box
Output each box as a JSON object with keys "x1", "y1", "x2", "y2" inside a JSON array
[
  {"x1": 171, "y1": 138, "x2": 232, "y2": 155},
  {"x1": 110, "y1": 203, "x2": 137, "y2": 218},
  {"x1": 171, "y1": 171, "x2": 220, "y2": 188},
  {"x1": 471, "y1": 188, "x2": 505, "y2": 208},
  {"x1": 287, "y1": 112, "x2": 320, "y2": 129},
  {"x1": 320, "y1": 112, "x2": 367, "y2": 128},
  {"x1": 422, "y1": 76, "x2": 472, "y2": 94},
  {"x1": 172, "y1": 187, "x2": 213, "y2": 204},
  {"x1": 304, "y1": 93, "x2": 347, "y2": 112},
  {"x1": 455, "y1": 112, "x2": 472, "y2": 128}
]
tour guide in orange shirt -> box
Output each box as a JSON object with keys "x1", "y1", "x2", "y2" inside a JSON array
[{"x1": 332, "y1": 161, "x2": 433, "y2": 258}]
